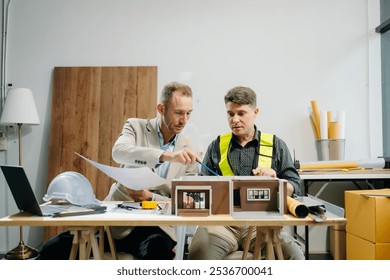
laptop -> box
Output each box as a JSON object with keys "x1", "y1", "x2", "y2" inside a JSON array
[{"x1": 0, "y1": 165, "x2": 106, "y2": 217}]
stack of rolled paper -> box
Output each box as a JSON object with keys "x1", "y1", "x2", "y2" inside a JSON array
[
  {"x1": 309, "y1": 100, "x2": 345, "y2": 140},
  {"x1": 298, "y1": 158, "x2": 387, "y2": 171}
]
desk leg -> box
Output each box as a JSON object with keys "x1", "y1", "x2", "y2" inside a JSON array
[
  {"x1": 264, "y1": 228, "x2": 275, "y2": 260},
  {"x1": 303, "y1": 180, "x2": 313, "y2": 259},
  {"x1": 253, "y1": 227, "x2": 263, "y2": 260},
  {"x1": 242, "y1": 226, "x2": 255, "y2": 260},
  {"x1": 105, "y1": 226, "x2": 118, "y2": 260},
  {"x1": 99, "y1": 227, "x2": 105, "y2": 257},
  {"x1": 243, "y1": 227, "x2": 284, "y2": 260},
  {"x1": 175, "y1": 226, "x2": 186, "y2": 260},
  {"x1": 69, "y1": 231, "x2": 79, "y2": 260},
  {"x1": 68, "y1": 227, "x2": 101, "y2": 260},
  {"x1": 78, "y1": 231, "x2": 88, "y2": 259},
  {"x1": 272, "y1": 228, "x2": 284, "y2": 260},
  {"x1": 88, "y1": 229, "x2": 101, "y2": 260},
  {"x1": 305, "y1": 226, "x2": 309, "y2": 260}
]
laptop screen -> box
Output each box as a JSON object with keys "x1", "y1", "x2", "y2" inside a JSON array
[{"x1": 0, "y1": 165, "x2": 43, "y2": 216}]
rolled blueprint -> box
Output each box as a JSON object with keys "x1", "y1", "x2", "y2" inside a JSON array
[
  {"x1": 358, "y1": 158, "x2": 385, "y2": 169},
  {"x1": 299, "y1": 158, "x2": 385, "y2": 170},
  {"x1": 311, "y1": 100, "x2": 321, "y2": 139},
  {"x1": 337, "y1": 110, "x2": 346, "y2": 139},
  {"x1": 327, "y1": 111, "x2": 333, "y2": 126},
  {"x1": 299, "y1": 160, "x2": 359, "y2": 170},
  {"x1": 320, "y1": 110, "x2": 328, "y2": 139},
  {"x1": 328, "y1": 122, "x2": 340, "y2": 139},
  {"x1": 310, "y1": 113, "x2": 319, "y2": 139},
  {"x1": 287, "y1": 196, "x2": 309, "y2": 218}
]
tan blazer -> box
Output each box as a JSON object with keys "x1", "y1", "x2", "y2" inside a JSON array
[{"x1": 105, "y1": 117, "x2": 198, "y2": 240}]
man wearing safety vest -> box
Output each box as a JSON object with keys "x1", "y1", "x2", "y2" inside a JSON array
[{"x1": 188, "y1": 86, "x2": 304, "y2": 260}]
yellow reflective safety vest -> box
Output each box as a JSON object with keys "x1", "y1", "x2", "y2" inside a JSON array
[{"x1": 218, "y1": 131, "x2": 274, "y2": 176}]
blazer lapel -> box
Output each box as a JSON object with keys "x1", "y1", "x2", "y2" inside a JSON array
[{"x1": 146, "y1": 117, "x2": 160, "y2": 148}]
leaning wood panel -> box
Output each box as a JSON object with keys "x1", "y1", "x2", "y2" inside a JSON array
[
  {"x1": 137, "y1": 67, "x2": 158, "y2": 118},
  {"x1": 45, "y1": 66, "x2": 157, "y2": 241}
]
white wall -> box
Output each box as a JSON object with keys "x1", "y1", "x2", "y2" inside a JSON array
[{"x1": 0, "y1": 0, "x2": 382, "y2": 253}]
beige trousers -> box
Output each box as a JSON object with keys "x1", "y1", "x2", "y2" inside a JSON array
[{"x1": 188, "y1": 226, "x2": 304, "y2": 260}]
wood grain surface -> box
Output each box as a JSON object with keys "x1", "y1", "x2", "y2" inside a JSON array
[{"x1": 45, "y1": 66, "x2": 157, "y2": 240}]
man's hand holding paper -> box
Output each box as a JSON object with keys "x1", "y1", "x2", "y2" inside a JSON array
[{"x1": 125, "y1": 189, "x2": 153, "y2": 201}]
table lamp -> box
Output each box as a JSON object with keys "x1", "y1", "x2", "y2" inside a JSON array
[{"x1": 0, "y1": 87, "x2": 40, "y2": 260}]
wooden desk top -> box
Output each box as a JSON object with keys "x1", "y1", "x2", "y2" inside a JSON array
[{"x1": 0, "y1": 211, "x2": 346, "y2": 227}]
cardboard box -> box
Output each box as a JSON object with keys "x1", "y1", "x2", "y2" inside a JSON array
[
  {"x1": 345, "y1": 188, "x2": 390, "y2": 243},
  {"x1": 346, "y1": 232, "x2": 390, "y2": 260},
  {"x1": 329, "y1": 225, "x2": 346, "y2": 260}
]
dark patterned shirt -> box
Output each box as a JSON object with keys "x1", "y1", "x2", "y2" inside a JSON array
[{"x1": 201, "y1": 128, "x2": 301, "y2": 196}]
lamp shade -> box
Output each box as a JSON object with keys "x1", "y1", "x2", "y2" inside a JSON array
[{"x1": 0, "y1": 88, "x2": 40, "y2": 125}]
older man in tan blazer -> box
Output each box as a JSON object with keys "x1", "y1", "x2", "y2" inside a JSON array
[{"x1": 105, "y1": 81, "x2": 200, "y2": 260}]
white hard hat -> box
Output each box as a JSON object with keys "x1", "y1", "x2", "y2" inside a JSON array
[{"x1": 43, "y1": 171, "x2": 100, "y2": 206}]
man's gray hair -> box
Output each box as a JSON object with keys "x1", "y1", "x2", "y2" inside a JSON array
[
  {"x1": 160, "y1": 81, "x2": 193, "y2": 108},
  {"x1": 224, "y1": 86, "x2": 257, "y2": 108}
]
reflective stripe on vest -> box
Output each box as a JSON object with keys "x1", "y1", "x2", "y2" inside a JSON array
[{"x1": 218, "y1": 132, "x2": 274, "y2": 176}]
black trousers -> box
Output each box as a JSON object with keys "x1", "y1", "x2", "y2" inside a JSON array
[{"x1": 39, "y1": 226, "x2": 177, "y2": 260}]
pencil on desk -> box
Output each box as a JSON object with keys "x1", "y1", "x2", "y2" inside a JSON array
[{"x1": 342, "y1": 167, "x2": 366, "y2": 172}]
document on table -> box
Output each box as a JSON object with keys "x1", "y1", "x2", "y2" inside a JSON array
[{"x1": 76, "y1": 152, "x2": 168, "y2": 190}]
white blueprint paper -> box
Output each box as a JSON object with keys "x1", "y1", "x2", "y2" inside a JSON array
[{"x1": 76, "y1": 153, "x2": 167, "y2": 190}]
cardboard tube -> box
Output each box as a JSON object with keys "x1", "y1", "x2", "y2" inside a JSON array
[
  {"x1": 310, "y1": 114, "x2": 319, "y2": 139},
  {"x1": 358, "y1": 158, "x2": 385, "y2": 168},
  {"x1": 327, "y1": 111, "x2": 332, "y2": 127},
  {"x1": 328, "y1": 122, "x2": 340, "y2": 139},
  {"x1": 287, "y1": 197, "x2": 309, "y2": 218},
  {"x1": 320, "y1": 110, "x2": 328, "y2": 139},
  {"x1": 299, "y1": 161, "x2": 359, "y2": 170},
  {"x1": 337, "y1": 110, "x2": 346, "y2": 139},
  {"x1": 311, "y1": 100, "x2": 321, "y2": 138}
]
